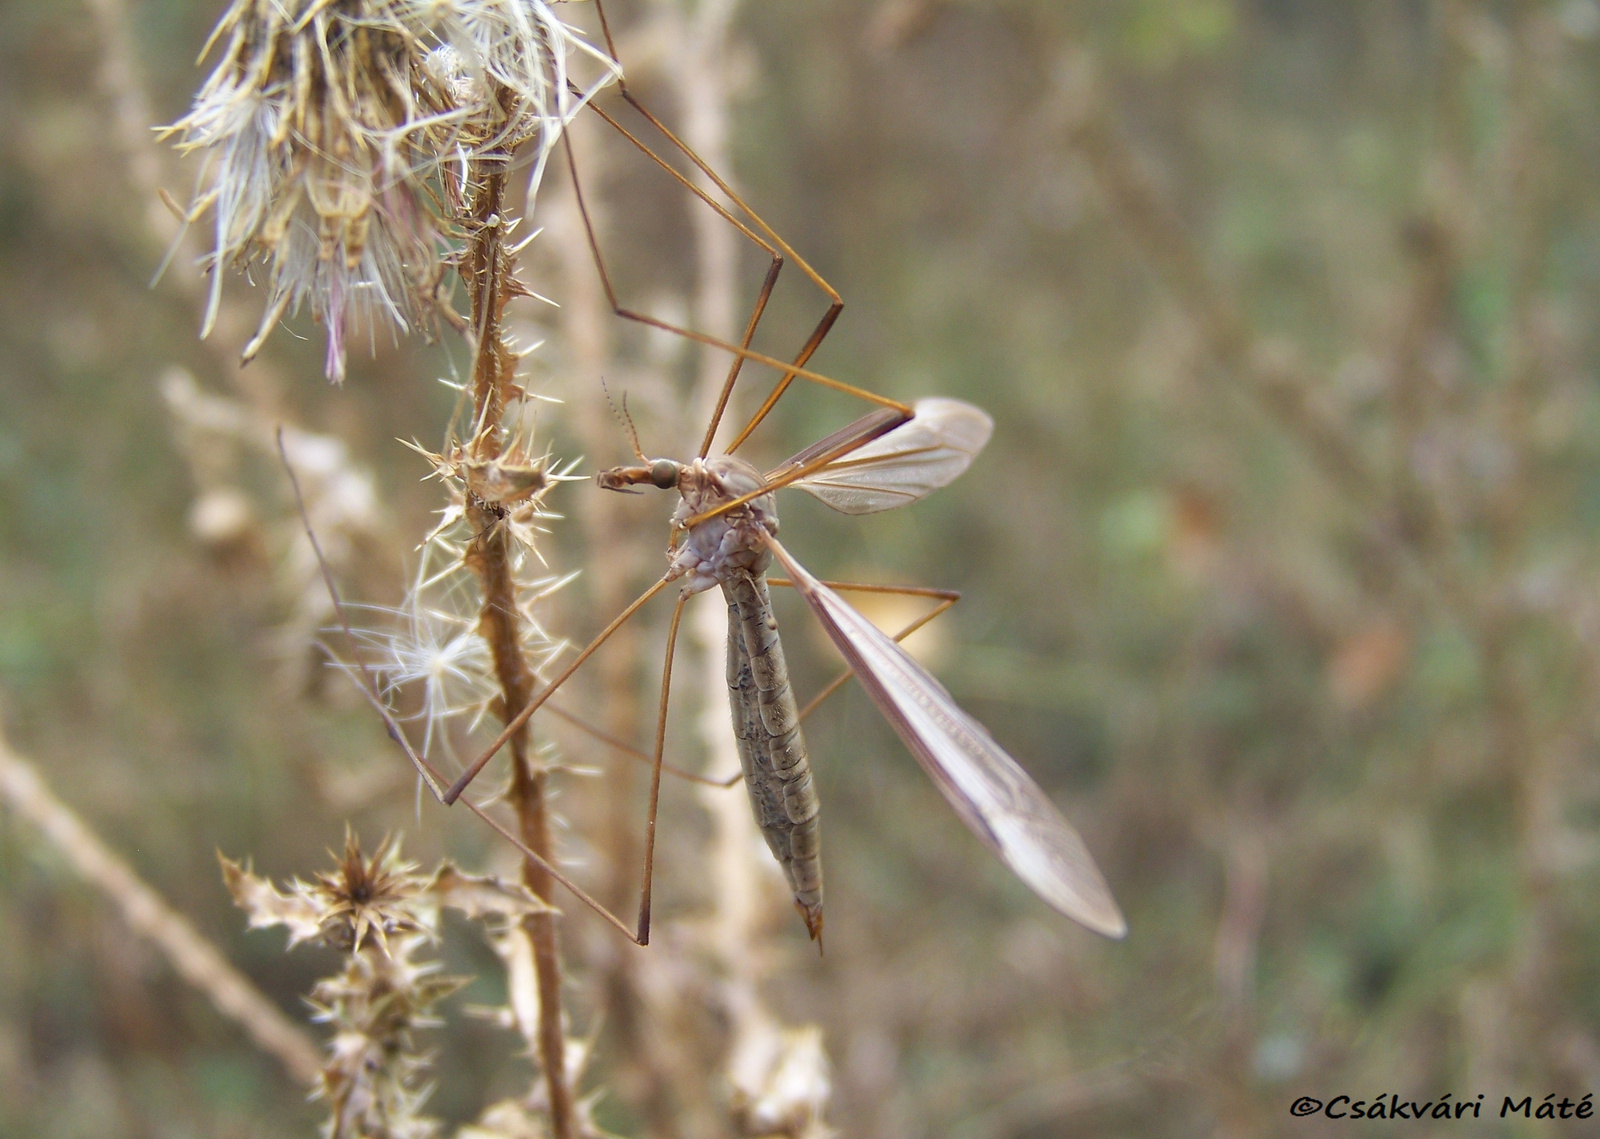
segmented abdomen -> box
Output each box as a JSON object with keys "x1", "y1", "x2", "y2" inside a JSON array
[{"x1": 723, "y1": 571, "x2": 823, "y2": 939}]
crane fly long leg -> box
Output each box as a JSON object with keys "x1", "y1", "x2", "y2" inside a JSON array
[
  {"x1": 703, "y1": 256, "x2": 783, "y2": 457},
  {"x1": 562, "y1": 101, "x2": 806, "y2": 455},
  {"x1": 445, "y1": 574, "x2": 673, "y2": 804},
  {"x1": 769, "y1": 580, "x2": 964, "y2": 600},
  {"x1": 765, "y1": 537, "x2": 1127, "y2": 939},
  {"x1": 794, "y1": 598, "x2": 955, "y2": 721},
  {"x1": 800, "y1": 598, "x2": 957, "y2": 720},
  {"x1": 569, "y1": 3, "x2": 899, "y2": 454},
  {"x1": 637, "y1": 593, "x2": 689, "y2": 944},
  {"x1": 551, "y1": 584, "x2": 961, "y2": 797},
  {"x1": 280, "y1": 433, "x2": 647, "y2": 944},
  {"x1": 565, "y1": 170, "x2": 906, "y2": 425},
  {"x1": 543, "y1": 701, "x2": 732, "y2": 787},
  {"x1": 592, "y1": 94, "x2": 843, "y2": 453},
  {"x1": 761, "y1": 407, "x2": 908, "y2": 487},
  {"x1": 587, "y1": 4, "x2": 840, "y2": 307},
  {"x1": 576, "y1": 102, "x2": 779, "y2": 257},
  {"x1": 454, "y1": 783, "x2": 640, "y2": 942},
  {"x1": 558, "y1": 117, "x2": 782, "y2": 458},
  {"x1": 582, "y1": 1, "x2": 848, "y2": 452},
  {"x1": 325, "y1": 654, "x2": 641, "y2": 942},
  {"x1": 279, "y1": 430, "x2": 449, "y2": 800}
]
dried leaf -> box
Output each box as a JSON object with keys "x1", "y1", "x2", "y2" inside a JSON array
[
  {"x1": 425, "y1": 863, "x2": 555, "y2": 922},
  {"x1": 220, "y1": 854, "x2": 325, "y2": 948}
]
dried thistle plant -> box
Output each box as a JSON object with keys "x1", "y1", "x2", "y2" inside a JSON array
[
  {"x1": 163, "y1": 0, "x2": 619, "y2": 381},
  {"x1": 224, "y1": 832, "x2": 576, "y2": 1139},
  {"x1": 160, "y1": 0, "x2": 853, "y2": 1132}
]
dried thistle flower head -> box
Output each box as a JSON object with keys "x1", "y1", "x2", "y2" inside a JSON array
[
  {"x1": 223, "y1": 835, "x2": 452, "y2": 1136},
  {"x1": 344, "y1": 534, "x2": 573, "y2": 766},
  {"x1": 313, "y1": 932, "x2": 464, "y2": 1139},
  {"x1": 350, "y1": 567, "x2": 499, "y2": 760},
  {"x1": 165, "y1": 0, "x2": 619, "y2": 381},
  {"x1": 405, "y1": 408, "x2": 583, "y2": 552},
  {"x1": 407, "y1": 430, "x2": 556, "y2": 511},
  {"x1": 221, "y1": 829, "x2": 430, "y2": 953},
  {"x1": 310, "y1": 830, "x2": 429, "y2": 953}
]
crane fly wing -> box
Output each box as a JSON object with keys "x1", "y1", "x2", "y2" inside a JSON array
[
  {"x1": 778, "y1": 398, "x2": 994, "y2": 515},
  {"x1": 765, "y1": 538, "x2": 1126, "y2": 938},
  {"x1": 765, "y1": 407, "x2": 907, "y2": 485}
]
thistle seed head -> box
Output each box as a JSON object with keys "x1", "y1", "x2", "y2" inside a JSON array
[
  {"x1": 166, "y1": 0, "x2": 619, "y2": 381},
  {"x1": 311, "y1": 830, "x2": 430, "y2": 954}
]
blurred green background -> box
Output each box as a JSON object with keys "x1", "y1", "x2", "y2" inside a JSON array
[{"x1": 5, "y1": 0, "x2": 1600, "y2": 1136}]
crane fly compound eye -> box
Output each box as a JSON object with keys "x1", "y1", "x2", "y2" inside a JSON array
[{"x1": 650, "y1": 459, "x2": 679, "y2": 489}]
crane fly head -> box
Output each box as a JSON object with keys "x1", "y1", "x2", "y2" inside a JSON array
[
  {"x1": 595, "y1": 457, "x2": 682, "y2": 494},
  {"x1": 595, "y1": 381, "x2": 682, "y2": 492}
]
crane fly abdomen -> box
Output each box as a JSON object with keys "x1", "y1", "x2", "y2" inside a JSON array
[
  {"x1": 657, "y1": 456, "x2": 824, "y2": 939},
  {"x1": 724, "y1": 571, "x2": 823, "y2": 940}
]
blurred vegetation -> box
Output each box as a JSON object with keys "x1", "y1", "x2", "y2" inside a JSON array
[{"x1": 5, "y1": 0, "x2": 1600, "y2": 1136}]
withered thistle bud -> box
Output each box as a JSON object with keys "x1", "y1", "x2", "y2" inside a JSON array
[{"x1": 164, "y1": 0, "x2": 619, "y2": 381}]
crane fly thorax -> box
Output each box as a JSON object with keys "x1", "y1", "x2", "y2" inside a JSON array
[{"x1": 668, "y1": 456, "x2": 777, "y2": 594}]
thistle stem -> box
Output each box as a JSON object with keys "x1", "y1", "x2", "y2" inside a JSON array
[{"x1": 463, "y1": 146, "x2": 575, "y2": 1139}]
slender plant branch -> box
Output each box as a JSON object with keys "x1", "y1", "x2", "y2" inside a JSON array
[
  {"x1": 0, "y1": 725, "x2": 323, "y2": 1086},
  {"x1": 461, "y1": 146, "x2": 577, "y2": 1139}
]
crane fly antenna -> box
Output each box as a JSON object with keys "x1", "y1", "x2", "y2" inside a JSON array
[
  {"x1": 600, "y1": 376, "x2": 648, "y2": 462},
  {"x1": 620, "y1": 394, "x2": 645, "y2": 462}
]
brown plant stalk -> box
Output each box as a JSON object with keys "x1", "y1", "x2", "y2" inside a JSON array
[
  {"x1": 460, "y1": 157, "x2": 577, "y2": 1137},
  {"x1": 0, "y1": 726, "x2": 323, "y2": 1086}
]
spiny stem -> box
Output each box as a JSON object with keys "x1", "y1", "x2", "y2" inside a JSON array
[{"x1": 462, "y1": 140, "x2": 575, "y2": 1139}]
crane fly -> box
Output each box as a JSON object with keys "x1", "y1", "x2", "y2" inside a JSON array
[{"x1": 438, "y1": 398, "x2": 1125, "y2": 943}]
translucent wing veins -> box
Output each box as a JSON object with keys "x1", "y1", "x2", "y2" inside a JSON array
[
  {"x1": 765, "y1": 537, "x2": 1126, "y2": 938},
  {"x1": 787, "y1": 397, "x2": 995, "y2": 515}
]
